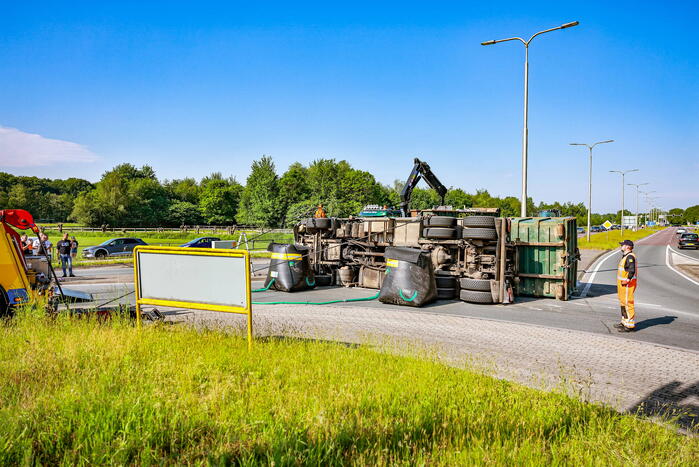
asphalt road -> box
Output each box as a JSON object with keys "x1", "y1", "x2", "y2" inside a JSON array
[{"x1": 63, "y1": 228, "x2": 699, "y2": 351}]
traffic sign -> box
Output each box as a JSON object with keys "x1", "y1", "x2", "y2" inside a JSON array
[{"x1": 602, "y1": 220, "x2": 613, "y2": 230}]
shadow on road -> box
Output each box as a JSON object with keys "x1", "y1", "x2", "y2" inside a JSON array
[
  {"x1": 634, "y1": 315, "x2": 677, "y2": 331},
  {"x1": 576, "y1": 284, "x2": 617, "y2": 298},
  {"x1": 629, "y1": 380, "x2": 698, "y2": 432}
]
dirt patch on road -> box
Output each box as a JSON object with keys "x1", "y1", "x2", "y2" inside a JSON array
[{"x1": 677, "y1": 264, "x2": 699, "y2": 281}]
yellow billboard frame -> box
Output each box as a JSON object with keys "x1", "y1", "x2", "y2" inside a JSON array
[{"x1": 133, "y1": 245, "x2": 253, "y2": 348}]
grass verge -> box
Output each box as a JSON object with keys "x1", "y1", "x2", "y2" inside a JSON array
[
  {"x1": 0, "y1": 308, "x2": 696, "y2": 465},
  {"x1": 578, "y1": 227, "x2": 664, "y2": 250}
]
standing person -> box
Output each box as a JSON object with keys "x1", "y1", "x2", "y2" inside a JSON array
[
  {"x1": 20, "y1": 234, "x2": 33, "y2": 255},
  {"x1": 314, "y1": 204, "x2": 327, "y2": 218},
  {"x1": 615, "y1": 240, "x2": 637, "y2": 332},
  {"x1": 56, "y1": 233, "x2": 75, "y2": 278},
  {"x1": 70, "y1": 236, "x2": 79, "y2": 260},
  {"x1": 33, "y1": 233, "x2": 52, "y2": 257}
]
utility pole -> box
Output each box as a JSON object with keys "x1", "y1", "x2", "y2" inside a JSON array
[
  {"x1": 610, "y1": 169, "x2": 638, "y2": 235},
  {"x1": 627, "y1": 182, "x2": 648, "y2": 230},
  {"x1": 570, "y1": 140, "x2": 614, "y2": 241},
  {"x1": 482, "y1": 21, "x2": 579, "y2": 216}
]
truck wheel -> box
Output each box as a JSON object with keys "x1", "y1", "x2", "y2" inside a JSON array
[
  {"x1": 459, "y1": 289, "x2": 493, "y2": 304},
  {"x1": 0, "y1": 287, "x2": 9, "y2": 318},
  {"x1": 462, "y1": 216, "x2": 496, "y2": 228},
  {"x1": 437, "y1": 287, "x2": 457, "y2": 299},
  {"x1": 95, "y1": 250, "x2": 107, "y2": 259},
  {"x1": 423, "y1": 227, "x2": 456, "y2": 239},
  {"x1": 427, "y1": 216, "x2": 456, "y2": 227},
  {"x1": 435, "y1": 275, "x2": 457, "y2": 288},
  {"x1": 461, "y1": 228, "x2": 497, "y2": 241},
  {"x1": 305, "y1": 218, "x2": 331, "y2": 229},
  {"x1": 459, "y1": 277, "x2": 491, "y2": 292}
]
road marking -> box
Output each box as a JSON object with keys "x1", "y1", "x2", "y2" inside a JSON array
[
  {"x1": 637, "y1": 302, "x2": 662, "y2": 308},
  {"x1": 668, "y1": 245, "x2": 699, "y2": 262},
  {"x1": 665, "y1": 245, "x2": 699, "y2": 287},
  {"x1": 579, "y1": 249, "x2": 618, "y2": 298}
]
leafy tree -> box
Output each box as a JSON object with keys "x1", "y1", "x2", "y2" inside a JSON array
[
  {"x1": 167, "y1": 201, "x2": 204, "y2": 225},
  {"x1": 165, "y1": 178, "x2": 200, "y2": 204},
  {"x1": 199, "y1": 179, "x2": 243, "y2": 225},
  {"x1": 283, "y1": 200, "x2": 317, "y2": 227},
  {"x1": 684, "y1": 205, "x2": 699, "y2": 224},
  {"x1": 278, "y1": 163, "x2": 310, "y2": 225},
  {"x1": 237, "y1": 156, "x2": 280, "y2": 227},
  {"x1": 445, "y1": 188, "x2": 473, "y2": 209},
  {"x1": 127, "y1": 178, "x2": 170, "y2": 226}
]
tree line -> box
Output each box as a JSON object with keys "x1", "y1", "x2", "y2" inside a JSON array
[{"x1": 1, "y1": 158, "x2": 697, "y2": 228}]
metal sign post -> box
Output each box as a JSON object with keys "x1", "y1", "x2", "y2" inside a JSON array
[{"x1": 133, "y1": 246, "x2": 253, "y2": 348}]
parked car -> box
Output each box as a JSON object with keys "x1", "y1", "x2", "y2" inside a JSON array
[
  {"x1": 82, "y1": 238, "x2": 147, "y2": 259},
  {"x1": 179, "y1": 237, "x2": 221, "y2": 248},
  {"x1": 676, "y1": 228, "x2": 687, "y2": 235},
  {"x1": 590, "y1": 226, "x2": 603, "y2": 233},
  {"x1": 678, "y1": 233, "x2": 698, "y2": 249},
  {"x1": 577, "y1": 227, "x2": 585, "y2": 234}
]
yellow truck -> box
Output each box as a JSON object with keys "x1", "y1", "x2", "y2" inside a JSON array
[{"x1": 0, "y1": 209, "x2": 55, "y2": 315}]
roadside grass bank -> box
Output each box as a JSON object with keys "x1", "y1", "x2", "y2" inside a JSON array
[
  {"x1": 578, "y1": 227, "x2": 663, "y2": 250},
  {"x1": 1, "y1": 309, "x2": 696, "y2": 465}
]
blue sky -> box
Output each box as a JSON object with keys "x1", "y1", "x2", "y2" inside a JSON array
[{"x1": 1, "y1": 1, "x2": 697, "y2": 211}]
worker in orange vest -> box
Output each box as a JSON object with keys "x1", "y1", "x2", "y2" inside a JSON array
[
  {"x1": 314, "y1": 204, "x2": 327, "y2": 218},
  {"x1": 615, "y1": 239, "x2": 637, "y2": 332}
]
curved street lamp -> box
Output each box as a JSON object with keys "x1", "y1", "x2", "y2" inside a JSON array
[
  {"x1": 482, "y1": 21, "x2": 580, "y2": 217},
  {"x1": 610, "y1": 169, "x2": 638, "y2": 234},
  {"x1": 570, "y1": 140, "x2": 614, "y2": 240}
]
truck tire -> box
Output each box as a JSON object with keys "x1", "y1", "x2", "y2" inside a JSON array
[
  {"x1": 459, "y1": 277, "x2": 491, "y2": 292},
  {"x1": 305, "y1": 218, "x2": 331, "y2": 229},
  {"x1": 427, "y1": 216, "x2": 456, "y2": 227},
  {"x1": 462, "y1": 216, "x2": 496, "y2": 228},
  {"x1": 315, "y1": 274, "x2": 333, "y2": 286},
  {"x1": 423, "y1": 227, "x2": 456, "y2": 239},
  {"x1": 437, "y1": 287, "x2": 457, "y2": 299},
  {"x1": 0, "y1": 287, "x2": 9, "y2": 318},
  {"x1": 461, "y1": 227, "x2": 497, "y2": 241},
  {"x1": 435, "y1": 275, "x2": 457, "y2": 288},
  {"x1": 459, "y1": 289, "x2": 493, "y2": 304}
]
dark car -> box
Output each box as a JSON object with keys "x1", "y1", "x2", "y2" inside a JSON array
[
  {"x1": 678, "y1": 233, "x2": 699, "y2": 249},
  {"x1": 82, "y1": 238, "x2": 147, "y2": 259},
  {"x1": 180, "y1": 237, "x2": 221, "y2": 248}
]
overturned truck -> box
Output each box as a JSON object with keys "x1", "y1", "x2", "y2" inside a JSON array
[{"x1": 293, "y1": 209, "x2": 579, "y2": 305}]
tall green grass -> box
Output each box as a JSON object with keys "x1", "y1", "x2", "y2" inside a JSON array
[
  {"x1": 578, "y1": 227, "x2": 663, "y2": 250},
  {"x1": 0, "y1": 308, "x2": 696, "y2": 465}
]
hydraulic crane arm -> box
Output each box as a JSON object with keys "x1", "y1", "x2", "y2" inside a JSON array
[
  {"x1": 0, "y1": 209, "x2": 39, "y2": 234},
  {"x1": 399, "y1": 158, "x2": 448, "y2": 216}
]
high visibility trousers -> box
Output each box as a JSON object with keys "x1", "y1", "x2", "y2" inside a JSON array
[{"x1": 617, "y1": 280, "x2": 637, "y2": 328}]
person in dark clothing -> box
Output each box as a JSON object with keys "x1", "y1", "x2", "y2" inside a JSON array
[
  {"x1": 56, "y1": 233, "x2": 75, "y2": 277},
  {"x1": 70, "y1": 236, "x2": 79, "y2": 259}
]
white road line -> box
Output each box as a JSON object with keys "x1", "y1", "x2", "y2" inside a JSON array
[
  {"x1": 637, "y1": 302, "x2": 663, "y2": 308},
  {"x1": 668, "y1": 245, "x2": 699, "y2": 262},
  {"x1": 665, "y1": 245, "x2": 699, "y2": 287},
  {"x1": 579, "y1": 249, "x2": 619, "y2": 298}
]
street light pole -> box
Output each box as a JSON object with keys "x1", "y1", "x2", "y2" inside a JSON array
[
  {"x1": 482, "y1": 21, "x2": 579, "y2": 217},
  {"x1": 610, "y1": 169, "x2": 638, "y2": 235},
  {"x1": 641, "y1": 190, "x2": 656, "y2": 225},
  {"x1": 627, "y1": 182, "x2": 648, "y2": 230},
  {"x1": 570, "y1": 140, "x2": 614, "y2": 241}
]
